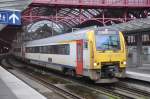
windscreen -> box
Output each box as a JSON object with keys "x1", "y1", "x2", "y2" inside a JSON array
[{"x1": 95, "y1": 30, "x2": 120, "y2": 51}]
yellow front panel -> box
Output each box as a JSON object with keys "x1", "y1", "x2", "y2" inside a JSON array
[{"x1": 88, "y1": 31, "x2": 127, "y2": 69}]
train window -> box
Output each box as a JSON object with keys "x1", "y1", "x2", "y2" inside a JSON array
[
  {"x1": 39, "y1": 46, "x2": 42, "y2": 53},
  {"x1": 95, "y1": 33, "x2": 120, "y2": 51},
  {"x1": 84, "y1": 41, "x2": 88, "y2": 49},
  {"x1": 26, "y1": 47, "x2": 30, "y2": 53},
  {"x1": 66, "y1": 45, "x2": 70, "y2": 55},
  {"x1": 25, "y1": 47, "x2": 38, "y2": 53},
  {"x1": 42, "y1": 46, "x2": 47, "y2": 53},
  {"x1": 32, "y1": 47, "x2": 34, "y2": 53},
  {"x1": 28, "y1": 48, "x2": 30, "y2": 53},
  {"x1": 14, "y1": 48, "x2": 21, "y2": 52},
  {"x1": 36, "y1": 47, "x2": 40, "y2": 53},
  {"x1": 30, "y1": 48, "x2": 33, "y2": 53},
  {"x1": 33, "y1": 47, "x2": 35, "y2": 53},
  {"x1": 47, "y1": 44, "x2": 70, "y2": 55},
  {"x1": 40, "y1": 46, "x2": 44, "y2": 53},
  {"x1": 25, "y1": 47, "x2": 29, "y2": 53},
  {"x1": 52, "y1": 45, "x2": 58, "y2": 54},
  {"x1": 31, "y1": 47, "x2": 33, "y2": 53},
  {"x1": 48, "y1": 46, "x2": 51, "y2": 54},
  {"x1": 25, "y1": 44, "x2": 70, "y2": 55}
]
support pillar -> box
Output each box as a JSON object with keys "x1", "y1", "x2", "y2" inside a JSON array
[
  {"x1": 124, "y1": 9, "x2": 127, "y2": 22},
  {"x1": 136, "y1": 33, "x2": 143, "y2": 67},
  {"x1": 102, "y1": 9, "x2": 105, "y2": 26}
]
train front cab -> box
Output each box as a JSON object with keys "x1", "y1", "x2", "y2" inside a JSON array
[{"x1": 87, "y1": 29, "x2": 127, "y2": 83}]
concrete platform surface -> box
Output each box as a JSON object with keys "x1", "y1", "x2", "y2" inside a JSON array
[
  {"x1": 126, "y1": 67, "x2": 150, "y2": 82},
  {"x1": 0, "y1": 78, "x2": 18, "y2": 99},
  {"x1": 0, "y1": 66, "x2": 47, "y2": 99}
]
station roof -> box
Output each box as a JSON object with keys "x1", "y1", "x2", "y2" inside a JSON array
[
  {"x1": 100, "y1": 17, "x2": 150, "y2": 33},
  {"x1": 23, "y1": 7, "x2": 105, "y2": 31},
  {"x1": 0, "y1": 0, "x2": 149, "y2": 45},
  {"x1": 25, "y1": 6, "x2": 150, "y2": 34}
]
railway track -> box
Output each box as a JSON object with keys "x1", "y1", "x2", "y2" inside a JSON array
[
  {"x1": 105, "y1": 86, "x2": 148, "y2": 99},
  {"x1": 114, "y1": 81, "x2": 150, "y2": 99},
  {"x1": 24, "y1": 71, "x2": 83, "y2": 99},
  {"x1": 5, "y1": 58, "x2": 120, "y2": 99},
  {"x1": 25, "y1": 70, "x2": 133, "y2": 99},
  {"x1": 4, "y1": 58, "x2": 82, "y2": 99},
  {"x1": 2, "y1": 57, "x2": 150, "y2": 99},
  {"x1": 75, "y1": 79, "x2": 136, "y2": 99}
]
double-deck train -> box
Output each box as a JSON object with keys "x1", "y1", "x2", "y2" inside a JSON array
[{"x1": 12, "y1": 27, "x2": 127, "y2": 83}]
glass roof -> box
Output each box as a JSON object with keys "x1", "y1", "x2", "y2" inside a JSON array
[
  {"x1": 27, "y1": 7, "x2": 105, "y2": 30},
  {"x1": 27, "y1": 20, "x2": 64, "y2": 33},
  {"x1": 24, "y1": 6, "x2": 150, "y2": 33},
  {"x1": 100, "y1": 17, "x2": 150, "y2": 32}
]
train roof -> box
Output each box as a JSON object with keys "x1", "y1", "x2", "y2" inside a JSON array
[
  {"x1": 25, "y1": 26, "x2": 120, "y2": 47},
  {"x1": 25, "y1": 26, "x2": 96, "y2": 47}
]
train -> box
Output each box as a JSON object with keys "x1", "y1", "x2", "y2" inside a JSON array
[{"x1": 12, "y1": 26, "x2": 127, "y2": 83}]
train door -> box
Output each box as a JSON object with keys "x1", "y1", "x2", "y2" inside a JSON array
[{"x1": 76, "y1": 40, "x2": 83, "y2": 75}]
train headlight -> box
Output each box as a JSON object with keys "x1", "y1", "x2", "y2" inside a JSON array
[
  {"x1": 123, "y1": 61, "x2": 126, "y2": 65},
  {"x1": 94, "y1": 63, "x2": 97, "y2": 66}
]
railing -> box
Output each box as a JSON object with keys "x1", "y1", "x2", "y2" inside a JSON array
[{"x1": 32, "y1": 0, "x2": 150, "y2": 7}]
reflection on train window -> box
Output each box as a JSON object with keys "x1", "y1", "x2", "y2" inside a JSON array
[
  {"x1": 96, "y1": 34, "x2": 120, "y2": 51},
  {"x1": 26, "y1": 44, "x2": 70, "y2": 55}
]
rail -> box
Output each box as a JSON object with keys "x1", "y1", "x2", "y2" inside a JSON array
[{"x1": 4, "y1": 56, "x2": 150, "y2": 99}]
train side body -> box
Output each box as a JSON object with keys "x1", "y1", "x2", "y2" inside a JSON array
[{"x1": 12, "y1": 27, "x2": 127, "y2": 83}]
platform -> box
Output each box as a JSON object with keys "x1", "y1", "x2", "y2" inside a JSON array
[
  {"x1": 126, "y1": 66, "x2": 150, "y2": 82},
  {"x1": 0, "y1": 66, "x2": 47, "y2": 99}
]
